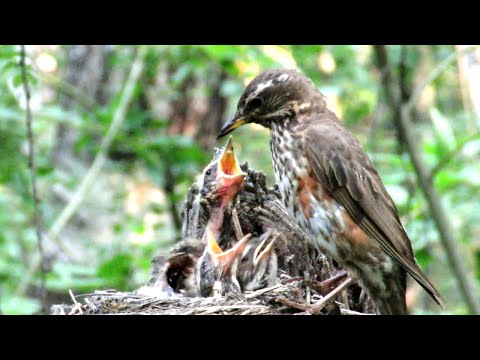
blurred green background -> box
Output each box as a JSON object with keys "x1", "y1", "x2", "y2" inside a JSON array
[{"x1": 1, "y1": 45, "x2": 479, "y2": 315}]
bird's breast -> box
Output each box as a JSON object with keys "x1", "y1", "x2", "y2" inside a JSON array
[
  {"x1": 270, "y1": 127, "x2": 341, "y2": 258},
  {"x1": 270, "y1": 125, "x2": 388, "y2": 270}
]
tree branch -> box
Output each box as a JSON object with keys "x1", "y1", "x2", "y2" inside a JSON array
[
  {"x1": 373, "y1": 45, "x2": 480, "y2": 314},
  {"x1": 40, "y1": 73, "x2": 96, "y2": 112},
  {"x1": 20, "y1": 45, "x2": 47, "y2": 311},
  {"x1": 48, "y1": 46, "x2": 146, "y2": 241},
  {"x1": 15, "y1": 46, "x2": 147, "y2": 298},
  {"x1": 164, "y1": 161, "x2": 182, "y2": 237},
  {"x1": 428, "y1": 131, "x2": 480, "y2": 181},
  {"x1": 399, "y1": 45, "x2": 411, "y2": 104}
]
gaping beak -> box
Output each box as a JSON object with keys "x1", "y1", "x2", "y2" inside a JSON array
[
  {"x1": 206, "y1": 227, "x2": 252, "y2": 274},
  {"x1": 218, "y1": 136, "x2": 247, "y2": 189},
  {"x1": 253, "y1": 233, "x2": 280, "y2": 267},
  {"x1": 217, "y1": 116, "x2": 248, "y2": 140}
]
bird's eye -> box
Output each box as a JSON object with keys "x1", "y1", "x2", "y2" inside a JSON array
[
  {"x1": 246, "y1": 97, "x2": 263, "y2": 111},
  {"x1": 206, "y1": 169, "x2": 213, "y2": 176}
]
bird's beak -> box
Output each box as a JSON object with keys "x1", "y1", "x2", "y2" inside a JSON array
[
  {"x1": 206, "y1": 227, "x2": 251, "y2": 273},
  {"x1": 217, "y1": 136, "x2": 247, "y2": 190},
  {"x1": 217, "y1": 116, "x2": 248, "y2": 140},
  {"x1": 253, "y1": 233, "x2": 280, "y2": 267},
  {"x1": 205, "y1": 226, "x2": 224, "y2": 256}
]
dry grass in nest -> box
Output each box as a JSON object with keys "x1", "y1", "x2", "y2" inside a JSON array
[{"x1": 50, "y1": 274, "x2": 370, "y2": 315}]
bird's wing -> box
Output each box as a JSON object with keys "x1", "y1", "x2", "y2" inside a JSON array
[{"x1": 304, "y1": 115, "x2": 443, "y2": 305}]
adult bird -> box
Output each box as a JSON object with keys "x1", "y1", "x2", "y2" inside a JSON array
[{"x1": 217, "y1": 68, "x2": 443, "y2": 314}]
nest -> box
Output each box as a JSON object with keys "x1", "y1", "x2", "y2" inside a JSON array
[
  {"x1": 51, "y1": 158, "x2": 375, "y2": 315},
  {"x1": 50, "y1": 274, "x2": 370, "y2": 315}
]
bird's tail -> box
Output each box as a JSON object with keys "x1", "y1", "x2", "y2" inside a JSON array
[{"x1": 406, "y1": 261, "x2": 444, "y2": 309}]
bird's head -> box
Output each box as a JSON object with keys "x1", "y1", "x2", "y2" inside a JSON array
[
  {"x1": 200, "y1": 136, "x2": 246, "y2": 208},
  {"x1": 217, "y1": 68, "x2": 323, "y2": 139},
  {"x1": 197, "y1": 226, "x2": 252, "y2": 297}
]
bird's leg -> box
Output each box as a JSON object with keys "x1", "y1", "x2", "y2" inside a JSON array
[
  {"x1": 341, "y1": 289, "x2": 350, "y2": 311},
  {"x1": 231, "y1": 208, "x2": 244, "y2": 241},
  {"x1": 276, "y1": 274, "x2": 353, "y2": 315},
  {"x1": 307, "y1": 270, "x2": 349, "y2": 296},
  {"x1": 276, "y1": 297, "x2": 309, "y2": 311},
  {"x1": 359, "y1": 289, "x2": 374, "y2": 314},
  {"x1": 280, "y1": 276, "x2": 304, "y2": 284},
  {"x1": 305, "y1": 271, "x2": 311, "y2": 305},
  {"x1": 307, "y1": 277, "x2": 354, "y2": 315}
]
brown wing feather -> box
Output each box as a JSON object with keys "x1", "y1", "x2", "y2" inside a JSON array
[{"x1": 304, "y1": 114, "x2": 443, "y2": 306}]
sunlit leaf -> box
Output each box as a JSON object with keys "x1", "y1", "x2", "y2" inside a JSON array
[
  {"x1": 46, "y1": 262, "x2": 104, "y2": 292},
  {"x1": 97, "y1": 253, "x2": 134, "y2": 290},
  {"x1": 429, "y1": 107, "x2": 456, "y2": 150},
  {"x1": 1, "y1": 295, "x2": 42, "y2": 315}
]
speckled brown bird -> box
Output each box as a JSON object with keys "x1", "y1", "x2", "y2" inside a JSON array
[{"x1": 218, "y1": 68, "x2": 443, "y2": 314}]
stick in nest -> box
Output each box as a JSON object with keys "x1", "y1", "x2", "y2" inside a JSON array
[{"x1": 68, "y1": 289, "x2": 84, "y2": 315}]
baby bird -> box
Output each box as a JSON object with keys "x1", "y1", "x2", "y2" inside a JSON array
[
  {"x1": 237, "y1": 230, "x2": 280, "y2": 292},
  {"x1": 148, "y1": 136, "x2": 248, "y2": 297},
  {"x1": 198, "y1": 226, "x2": 280, "y2": 297}
]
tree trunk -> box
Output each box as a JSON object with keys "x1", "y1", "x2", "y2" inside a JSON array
[{"x1": 52, "y1": 45, "x2": 110, "y2": 168}]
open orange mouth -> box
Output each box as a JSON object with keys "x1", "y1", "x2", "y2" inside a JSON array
[
  {"x1": 219, "y1": 136, "x2": 247, "y2": 181},
  {"x1": 205, "y1": 226, "x2": 251, "y2": 272}
]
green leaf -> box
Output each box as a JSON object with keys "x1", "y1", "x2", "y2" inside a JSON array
[
  {"x1": 429, "y1": 107, "x2": 455, "y2": 151},
  {"x1": 46, "y1": 262, "x2": 104, "y2": 292},
  {"x1": 415, "y1": 247, "x2": 433, "y2": 268},
  {"x1": 13, "y1": 73, "x2": 23, "y2": 87},
  {"x1": 97, "y1": 253, "x2": 134, "y2": 290},
  {"x1": 476, "y1": 250, "x2": 480, "y2": 280},
  {"x1": 202, "y1": 45, "x2": 245, "y2": 62},
  {"x1": 37, "y1": 165, "x2": 54, "y2": 177},
  {"x1": 0, "y1": 45, "x2": 19, "y2": 59},
  {"x1": 1, "y1": 295, "x2": 42, "y2": 315}
]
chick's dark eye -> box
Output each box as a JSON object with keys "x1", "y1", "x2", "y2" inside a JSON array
[
  {"x1": 206, "y1": 169, "x2": 213, "y2": 176},
  {"x1": 246, "y1": 97, "x2": 262, "y2": 111}
]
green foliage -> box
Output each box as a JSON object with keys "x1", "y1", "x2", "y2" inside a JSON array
[
  {"x1": 97, "y1": 253, "x2": 135, "y2": 290},
  {"x1": 1, "y1": 295, "x2": 42, "y2": 315},
  {"x1": 47, "y1": 263, "x2": 104, "y2": 292}
]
